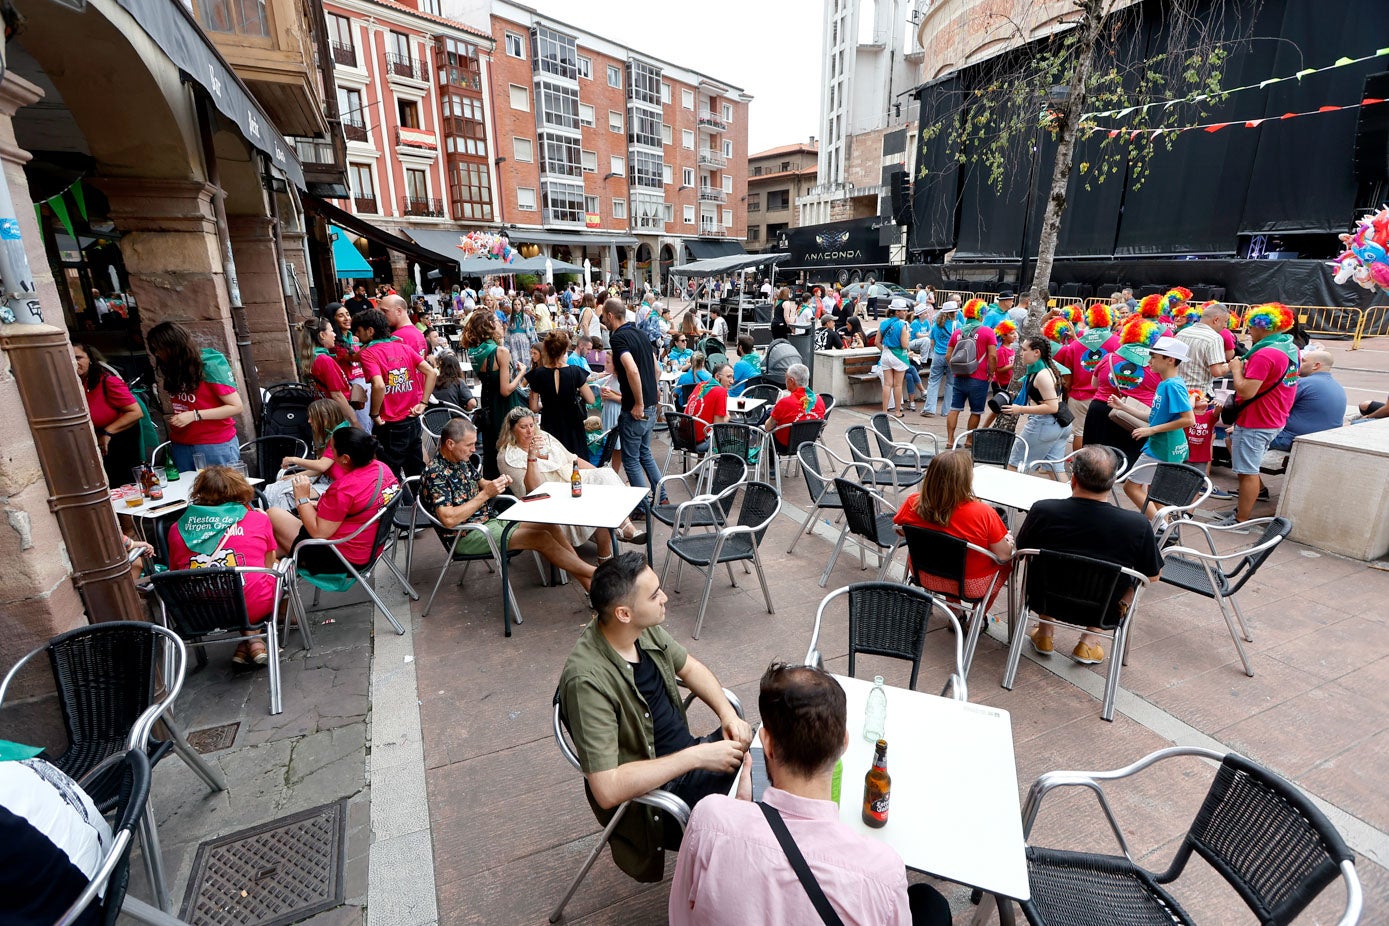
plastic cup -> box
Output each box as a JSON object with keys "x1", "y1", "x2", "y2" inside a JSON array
[
  {"x1": 192, "y1": 452, "x2": 208, "y2": 471},
  {"x1": 122, "y1": 485, "x2": 144, "y2": 508}
]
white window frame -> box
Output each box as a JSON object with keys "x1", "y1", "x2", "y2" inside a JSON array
[
  {"x1": 577, "y1": 55, "x2": 592, "y2": 79},
  {"x1": 722, "y1": 102, "x2": 733, "y2": 121},
  {"x1": 723, "y1": 139, "x2": 733, "y2": 157},
  {"x1": 581, "y1": 149, "x2": 597, "y2": 173},
  {"x1": 722, "y1": 174, "x2": 733, "y2": 193},
  {"x1": 505, "y1": 32, "x2": 524, "y2": 58},
  {"x1": 578, "y1": 103, "x2": 595, "y2": 127},
  {"x1": 661, "y1": 82, "x2": 671, "y2": 104},
  {"x1": 661, "y1": 122, "x2": 672, "y2": 144},
  {"x1": 682, "y1": 129, "x2": 695, "y2": 150},
  {"x1": 723, "y1": 208, "x2": 733, "y2": 227},
  {"x1": 609, "y1": 155, "x2": 625, "y2": 176},
  {"x1": 517, "y1": 187, "x2": 537, "y2": 210},
  {"x1": 513, "y1": 137, "x2": 533, "y2": 162},
  {"x1": 663, "y1": 203, "x2": 674, "y2": 223},
  {"x1": 613, "y1": 198, "x2": 627, "y2": 219},
  {"x1": 584, "y1": 194, "x2": 599, "y2": 215},
  {"x1": 681, "y1": 88, "x2": 694, "y2": 109},
  {"x1": 509, "y1": 84, "x2": 529, "y2": 111},
  {"x1": 662, "y1": 164, "x2": 673, "y2": 184},
  {"x1": 608, "y1": 110, "x2": 623, "y2": 133},
  {"x1": 607, "y1": 64, "x2": 621, "y2": 87},
  {"x1": 682, "y1": 204, "x2": 695, "y2": 224},
  {"x1": 682, "y1": 167, "x2": 694, "y2": 186}
]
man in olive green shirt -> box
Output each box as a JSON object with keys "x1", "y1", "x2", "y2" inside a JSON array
[{"x1": 558, "y1": 553, "x2": 751, "y2": 882}]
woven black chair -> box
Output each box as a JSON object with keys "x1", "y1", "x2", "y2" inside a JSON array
[
  {"x1": 56, "y1": 748, "x2": 152, "y2": 926},
  {"x1": 149, "y1": 565, "x2": 286, "y2": 714},
  {"x1": 594, "y1": 426, "x2": 620, "y2": 466},
  {"x1": 805, "y1": 582, "x2": 967, "y2": 699},
  {"x1": 900, "y1": 525, "x2": 1010, "y2": 681},
  {"x1": 766, "y1": 417, "x2": 828, "y2": 493},
  {"x1": 1118, "y1": 460, "x2": 1212, "y2": 542},
  {"x1": 1161, "y1": 517, "x2": 1292, "y2": 679},
  {"x1": 869, "y1": 412, "x2": 938, "y2": 471},
  {"x1": 662, "y1": 481, "x2": 780, "y2": 638},
  {"x1": 954, "y1": 428, "x2": 1026, "y2": 468},
  {"x1": 788, "y1": 442, "x2": 869, "y2": 555},
  {"x1": 820, "y1": 393, "x2": 837, "y2": 419},
  {"x1": 1019, "y1": 746, "x2": 1362, "y2": 926},
  {"x1": 661, "y1": 411, "x2": 710, "y2": 472},
  {"x1": 712, "y1": 422, "x2": 767, "y2": 482},
  {"x1": 846, "y1": 425, "x2": 920, "y2": 492},
  {"x1": 650, "y1": 454, "x2": 748, "y2": 574},
  {"x1": 415, "y1": 493, "x2": 528, "y2": 624},
  {"x1": 819, "y1": 478, "x2": 901, "y2": 588},
  {"x1": 1002, "y1": 549, "x2": 1152, "y2": 722},
  {"x1": 738, "y1": 383, "x2": 782, "y2": 426},
  {"x1": 238, "y1": 436, "x2": 309, "y2": 482}
]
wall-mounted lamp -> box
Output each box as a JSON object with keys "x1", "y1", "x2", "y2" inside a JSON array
[
  {"x1": 602, "y1": 172, "x2": 622, "y2": 180},
  {"x1": 494, "y1": 156, "x2": 508, "y2": 165}
]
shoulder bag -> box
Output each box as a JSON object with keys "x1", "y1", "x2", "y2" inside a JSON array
[
  {"x1": 1107, "y1": 395, "x2": 1151, "y2": 434},
  {"x1": 758, "y1": 802, "x2": 846, "y2": 926},
  {"x1": 1219, "y1": 348, "x2": 1283, "y2": 425}
]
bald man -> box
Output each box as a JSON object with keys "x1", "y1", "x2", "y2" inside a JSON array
[
  {"x1": 1174, "y1": 303, "x2": 1230, "y2": 395},
  {"x1": 381, "y1": 293, "x2": 428, "y2": 361},
  {"x1": 1271, "y1": 350, "x2": 1346, "y2": 451}
]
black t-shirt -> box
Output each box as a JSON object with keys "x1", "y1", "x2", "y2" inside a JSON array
[
  {"x1": 629, "y1": 649, "x2": 695, "y2": 757},
  {"x1": 344, "y1": 295, "x2": 372, "y2": 315},
  {"x1": 610, "y1": 322, "x2": 659, "y2": 413},
  {"x1": 1016, "y1": 497, "x2": 1163, "y2": 620},
  {"x1": 814, "y1": 326, "x2": 844, "y2": 351}
]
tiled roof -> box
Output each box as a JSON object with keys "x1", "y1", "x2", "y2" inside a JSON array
[
  {"x1": 749, "y1": 141, "x2": 818, "y2": 160},
  {"x1": 364, "y1": 0, "x2": 494, "y2": 40}
]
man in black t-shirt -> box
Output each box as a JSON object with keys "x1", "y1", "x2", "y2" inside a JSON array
[
  {"x1": 604, "y1": 297, "x2": 663, "y2": 514},
  {"x1": 813, "y1": 314, "x2": 844, "y2": 351},
  {"x1": 1016, "y1": 445, "x2": 1164, "y2": 666},
  {"x1": 343, "y1": 283, "x2": 372, "y2": 315}
]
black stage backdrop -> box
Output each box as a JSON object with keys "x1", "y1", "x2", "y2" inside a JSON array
[{"x1": 912, "y1": 0, "x2": 1385, "y2": 262}]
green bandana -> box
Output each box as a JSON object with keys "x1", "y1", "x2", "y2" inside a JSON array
[
  {"x1": 176, "y1": 503, "x2": 246, "y2": 555},
  {"x1": 693, "y1": 380, "x2": 720, "y2": 402},
  {"x1": 313, "y1": 347, "x2": 332, "y2": 358},
  {"x1": 1253, "y1": 332, "x2": 1300, "y2": 386},
  {"x1": 467, "y1": 340, "x2": 499, "y2": 368},
  {"x1": 364, "y1": 336, "x2": 400, "y2": 349},
  {"x1": 0, "y1": 739, "x2": 43, "y2": 762},
  {"x1": 200, "y1": 348, "x2": 236, "y2": 387},
  {"x1": 1078, "y1": 327, "x2": 1111, "y2": 350}
]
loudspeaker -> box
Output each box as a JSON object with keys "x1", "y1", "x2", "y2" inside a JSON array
[
  {"x1": 888, "y1": 169, "x2": 912, "y2": 224},
  {"x1": 1353, "y1": 72, "x2": 1389, "y2": 182}
]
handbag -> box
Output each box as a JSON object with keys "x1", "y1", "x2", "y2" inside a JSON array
[
  {"x1": 1107, "y1": 395, "x2": 1152, "y2": 433},
  {"x1": 758, "y1": 802, "x2": 845, "y2": 926},
  {"x1": 1053, "y1": 396, "x2": 1075, "y2": 428},
  {"x1": 1219, "y1": 351, "x2": 1283, "y2": 425}
]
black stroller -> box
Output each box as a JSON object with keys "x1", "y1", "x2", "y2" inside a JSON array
[{"x1": 243, "y1": 382, "x2": 316, "y2": 481}]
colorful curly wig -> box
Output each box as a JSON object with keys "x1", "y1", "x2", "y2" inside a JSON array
[
  {"x1": 993, "y1": 318, "x2": 1017, "y2": 339},
  {"x1": 1172, "y1": 302, "x2": 1202, "y2": 329},
  {"x1": 1136, "y1": 293, "x2": 1166, "y2": 319},
  {"x1": 1059, "y1": 305, "x2": 1083, "y2": 327},
  {"x1": 961, "y1": 297, "x2": 986, "y2": 321},
  {"x1": 1245, "y1": 302, "x2": 1294, "y2": 335},
  {"x1": 1041, "y1": 317, "x2": 1074, "y2": 344},
  {"x1": 1165, "y1": 286, "x2": 1193, "y2": 304},
  {"x1": 1084, "y1": 303, "x2": 1114, "y2": 329},
  {"x1": 1120, "y1": 318, "x2": 1165, "y2": 348}
]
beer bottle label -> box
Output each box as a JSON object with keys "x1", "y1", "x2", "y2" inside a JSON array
[{"x1": 871, "y1": 794, "x2": 889, "y2": 816}]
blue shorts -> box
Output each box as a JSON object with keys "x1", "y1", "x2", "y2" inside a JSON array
[
  {"x1": 1231, "y1": 426, "x2": 1279, "y2": 476},
  {"x1": 950, "y1": 376, "x2": 988, "y2": 413}
]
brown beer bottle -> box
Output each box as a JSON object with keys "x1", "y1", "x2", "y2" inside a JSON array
[
  {"x1": 571, "y1": 461, "x2": 583, "y2": 497},
  {"x1": 862, "y1": 739, "x2": 890, "y2": 828}
]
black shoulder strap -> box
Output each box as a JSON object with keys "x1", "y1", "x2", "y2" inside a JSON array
[{"x1": 757, "y1": 802, "x2": 846, "y2": 926}]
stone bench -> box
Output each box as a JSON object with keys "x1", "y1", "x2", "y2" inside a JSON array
[
  {"x1": 1278, "y1": 419, "x2": 1389, "y2": 560},
  {"x1": 813, "y1": 347, "x2": 883, "y2": 406}
]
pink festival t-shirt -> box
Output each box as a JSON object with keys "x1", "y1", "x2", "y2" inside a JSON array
[
  {"x1": 167, "y1": 509, "x2": 277, "y2": 621},
  {"x1": 168, "y1": 380, "x2": 238, "y2": 445},
  {"x1": 946, "y1": 324, "x2": 999, "y2": 382},
  {"x1": 358, "y1": 338, "x2": 423, "y2": 421},
  {"x1": 394, "y1": 324, "x2": 427, "y2": 361},
  {"x1": 1237, "y1": 347, "x2": 1296, "y2": 430},
  {"x1": 315, "y1": 460, "x2": 399, "y2": 564}
]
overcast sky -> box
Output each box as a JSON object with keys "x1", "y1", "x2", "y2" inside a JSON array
[{"x1": 523, "y1": 0, "x2": 824, "y2": 154}]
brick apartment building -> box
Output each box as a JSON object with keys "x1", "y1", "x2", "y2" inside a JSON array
[{"x1": 746, "y1": 140, "x2": 818, "y2": 253}]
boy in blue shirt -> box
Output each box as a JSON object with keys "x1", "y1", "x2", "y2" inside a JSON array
[{"x1": 1123, "y1": 336, "x2": 1195, "y2": 517}]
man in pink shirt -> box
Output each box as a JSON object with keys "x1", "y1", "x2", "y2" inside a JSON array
[
  {"x1": 669, "y1": 664, "x2": 950, "y2": 925},
  {"x1": 382, "y1": 293, "x2": 428, "y2": 360},
  {"x1": 1221, "y1": 303, "x2": 1298, "y2": 526}
]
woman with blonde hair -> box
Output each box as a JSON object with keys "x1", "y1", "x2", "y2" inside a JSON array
[
  {"x1": 893, "y1": 449, "x2": 1013, "y2": 611},
  {"x1": 495, "y1": 407, "x2": 645, "y2": 560},
  {"x1": 299, "y1": 316, "x2": 357, "y2": 423}
]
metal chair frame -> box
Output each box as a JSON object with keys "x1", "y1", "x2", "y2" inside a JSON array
[
  {"x1": 711, "y1": 421, "x2": 770, "y2": 484},
  {"x1": 661, "y1": 481, "x2": 780, "y2": 639},
  {"x1": 549, "y1": 684, "x2": 744, "y2": 923},
  {"x1": 954, "y1": 427, "x2": 1029, "y2": 469},
  {"x1": 148, "y1": 440, "x2": 173, "y2": 472},
  {"x1": 1018, "y1": 746, "x2": 1362, "y2": 926},
  {"x1": 1118, "y1": 460, "x2": 1213, "y2": 543},
  {"x1": 899, "y1": 524, "x2": 1010, "y2": 681},
  {"x1": 1002, "y1": 548, "x2": 1151, "y2": 722},
  {"x1": 649, "y1": 454, "x2": 748, "y2": 573},
  {"x1": 1027, "y1": 445, "x2": 1132, "y2": 484},
  {"x1": 737, "y1": 383, "x2": 782, "y2": 426},
  {"x1": 806, "y1": 582, "x2": 968, "y2": 701},
  {"x1": 819, "y1": 478, "x2": 902, "y2": 588},
  {"x1": 661, "y1": 411, "x2": 711, "y2": 472},
  {"x1": 787, "y1": 442, "x2": 869, "y2": 555},
  {"x1": 845, "y1": 425, "x2": 921, "y2": 493},
  {"x1": 415, "y1": 496, "x2": 526, "y2": 622},
  {"x1": 57, "y1": 748, "x2": 152, "y2": 926},
  {"x1": 869, "y1": 411, "x2": 940, "y2": 471},
  {"x1": 239, "y1": 436, "x2": 309, "y2": 482},
  {"x1": 765, "y1": 417, "x2": 828, "y2": 493},
  {"x1": 1160, "y1": 517, "x2": 1292, "y2": 678}
]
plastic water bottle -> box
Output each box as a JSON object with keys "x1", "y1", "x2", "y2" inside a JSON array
[{"x1": 863, "y1": 675, "x2": 887, "y2": 742}]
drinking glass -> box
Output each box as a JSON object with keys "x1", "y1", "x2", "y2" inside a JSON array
[{"x1": 192, "y1": 452, "x2": 208, "y2": 471}]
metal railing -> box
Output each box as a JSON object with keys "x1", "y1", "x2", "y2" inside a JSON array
[
  {"x1": 386, "y1": 53, "x2": 426, "y2": 82},
  {"x1": 331, "y1": 40, "x2": 356, "y2": 68},
  {"x1": 342, "y1": 119, "x2": 368, "y2": 143},
  {"x1": 697, "y1": 186, "x2": 727, "y2": 204},
  {"x1": 353, "y1": 196, "x2": 378, "y2": 214},
  {"x1": 697, "y1": 111, "x2": 727, "y2": 132},
  {"x1": 698, "y1": 224, "x2": 727, "y2": 237},
  {"x1": 402, "y1": 196, "x2": 445, "y2": 218},
  {"x1": 697, "y1": 149, "x2": 726, "y2": 169}
]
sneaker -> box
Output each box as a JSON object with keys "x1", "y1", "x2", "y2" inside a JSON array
[
  {"x1": 906, "y1": 401, "x2": 917, "y2": 411},
  {"x1": 1212, "y1": 512, "x2": 1243, "y2": 528},
  {"x1": 1208, "y1": 486, "x2": 1234, "y2": 500},
  {"x1": 1028, "y1": 631, "x2": 1054, "y2": 656},
  {"x1": 247, "y1": 639, "x2": 269, "y2": 666},
  {"x1": 920, "y1": 409, "x2": 935, "y2": 418},
  {"x1": 1071, "y1": 641, "x2": 1105, "y2": 665},
  {"x1": 231, "y1": 642, "x2": 251, "y2": 666},
  {"x1": 1258, "y1": 486, "x2": 1270, "y2": 500}
]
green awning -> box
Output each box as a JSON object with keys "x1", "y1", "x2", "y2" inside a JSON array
[{"x1": 331, "y1": 225, "x2": 373, "y2": 278}]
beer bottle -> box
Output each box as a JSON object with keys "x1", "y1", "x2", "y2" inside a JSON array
[
  {"x1": 571, "y1": 461, "x2": 582, "y2": 497},
  {"x1": 862, "y1": 739, "x2": 890, "y2": 828}
]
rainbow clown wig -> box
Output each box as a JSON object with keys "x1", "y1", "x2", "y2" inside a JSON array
[
  {"x1": 1041, "y1": 317, "x2": 1074, "y2": 345},
  {"x1": 1245, "y1": 302, "x2": 1295, "y2": 335},
  {"x1": 1084, "y1": 302, "x2": 1114, "y2": 330},
  {"x1": 1136, "y1": 293, "x2": 1166, "y2": 319},
  {"x1": 961, "y1": 297, "x2": 986, "y2": 321},
  {"x1": 1164, "y1": 286, "x2": 1193, "y2": 307},
  {"x1": 1120, "y1": 318, "x2": 1165, "y2": 349},
  {"x1": 1172, "y1": 302, "x2": 1202, "y2": 330},
  {"x1": 993, "y1": 318, "x2": 1017, "y2": 340}
]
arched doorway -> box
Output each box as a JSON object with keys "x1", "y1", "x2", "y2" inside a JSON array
[
  {"x1": 634, "y1": 242, "x2": 652, "y2": 293},
  {"x1": 659, "y1": 243, "x2": 675, "y2": 296}
]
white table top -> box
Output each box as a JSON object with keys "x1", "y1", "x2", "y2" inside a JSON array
[
  {"x1": 659, "y1": 370, "x2": 681, "y2": 382},
  {"x1": 971, "y1": 464, "x2": 1071, "y2": 512},
  {"x1": 727, "y1": 396, "x2": 767, "y2": 414},
  {"x1": 110, "y1": 472, "x2": 263, "y2": 520},
  {"x1": 835, "y1": 673, "x2": 1030, "y2": 900},
  {"x1": 494, "y1": 483, "x2": 649, "y2": 530}
]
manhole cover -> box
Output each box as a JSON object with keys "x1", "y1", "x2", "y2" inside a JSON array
[
  {"x1": 180, "y1": 800, "x2": 346, "y2": 926},
  {"x1": 186, "y1": 723, "x2": 240, "y2": 754}
]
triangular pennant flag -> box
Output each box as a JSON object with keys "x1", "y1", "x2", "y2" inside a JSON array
[
  {"x1": 1318, "y1": 106, "x2": 1340, "y2": 112},
  {"x1": 1245, "y1": 119, "x2": 1265, "y2": 128},
  {"x1": 1281, "y1": 112, "x2": 1298, "y2": 119},
  {"x1": 1117, "y1": 107, "x2": 1134, "y2": 118},
  {"x1": 1129, "y1": 131, "x2": 1142, "y2": 141},
  {"x1": 1378, "y1": 48, "x2": 1389, "y2": 56},
  {"x1": 1204, "y1": 123, "x2": 1230, "y2": 133},
  {"x1": 1107, "y1": 130, "x2": 1119, "y2": 138},
  {"x1": 1260, "y1": 78, "x2": 1282, "y2": 88},
  {"x1": 70, "y1": 182, "x2": 88, "y2": 222},
  {"x1": 33, "y1": 203, "x2": 41, "y2": 228},
  {"x1": 1334, "y1": 57, "x2": 1356, "y2": 67},
  {"x1": 48, "y1": 194, "x2": 75, "y2": 239},
  {"x1": 1365, "y1": 98, "x2": 1387, "y2": 106},
  {"x1": 1296, "y1": 68, "x2": 1315, "y2": 79}
]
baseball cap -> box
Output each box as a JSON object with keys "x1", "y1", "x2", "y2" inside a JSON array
[{"x1": 1149, "y1": 336, "x2": 1190, "y2": 362}]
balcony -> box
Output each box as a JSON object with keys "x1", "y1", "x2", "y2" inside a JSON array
[
  {"x1": 354, "y1": 196, "x2": 378, "y2": 214},
  {"x1": 386, "y1": 53, "x2": 427, "y2": 83},
  {"x1": 698, "y1": 111, "x2": 727, "y2": 133},
  {"x1": 697, "y1": 149, "x2": 726, "y2": 169},
  {"x1": 438, "y1": 65, "x2": 482, "y2": 92},
  {"x1": 697, "y1": 223, "x2": 727, "y2": 237},
  {"x1": 697, "y1": 186, "x2": 727, "y2": 204},
  {"x1": 402, "y1": 196, "x2": 445, "y2": 218},
  {"x1": 396, "y1": 126, "x2": 438, "y2": 152},
  {"x1": 331, "y1": 40, "x2": 356, "y2": 68},
  {"x1": 342, "y1": 118, "x2": 369, "y2": 143}
]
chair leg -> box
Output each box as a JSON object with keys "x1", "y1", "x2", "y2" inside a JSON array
[
  {"x1": 819, "y1": 526, "x2": 849, "y2": 587},
  {"x1": 1217, "y1": 596, "x2": 1256, "y2": 678},
  {"x1": 423, "y1": 556, "x2": 457, "y2": 618},
  {"x1": 266, "y1": 621, "x2": 283, "y2": 716},
  {"x1": 1229, "y1": 593, "x2": 1254, "y2": 643},
  {"x1": 752, "y1": 550, "x2": 775, "y2": 614},
  {"x1": 1001, "y1": 610, "x2": 1029, "y2": 690},
  {"x1": 380, "y1": 551, "x2": 419, "y2": 601},
  {"x1": 960, "y1": 602, "x2": 988, "y2": 680},
  {"x1": 787, "y1": 504, "x2": 818, "y2": 554},
  {"x1": 356, "y1": 570, "x2": 406, "y2": 635},
  {"x1": 725, "y1": 561, "x2": 739, "y2": 588},
  {"x1": 549, "y1": 802, "x2": 631, "y2": 923},
  {"x1": 1101, "y1": 624, "x2": 1129, "y2": 722},
  {"x1": 161, "y1": 715, "x2": 228, "y2": 792},
  {"x1": 138, "y1": 794, "x2": 172, "y2": 912},
  {"x1": 693, "y1": 566, "x2": 717, "y2": 639},
  {"x1": 659, "y1": 546, "x2": 676, "y2": 589}
]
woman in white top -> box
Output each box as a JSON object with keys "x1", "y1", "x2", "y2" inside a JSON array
[{"x1": 495, "y1": 407, "x2": 645, "y2": 560}]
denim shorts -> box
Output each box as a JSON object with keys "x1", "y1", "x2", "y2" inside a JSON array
[
  {"x1": 1231, "y1": 426, "x2": 1279, "y2": 475},
  {"x1": 950, "y1": 376, "x2": 988, "y2": 413}
]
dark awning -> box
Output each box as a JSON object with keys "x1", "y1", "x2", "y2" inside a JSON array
[
  {"x1": 302, "y1": 196, "x2": 459, "y2": 266},
  {"x1": 113, "y1": 0, "x2": 305, "y2": 189},
  {"x1": 684, "y1": 239, "x2": 746, "y2": 260}
]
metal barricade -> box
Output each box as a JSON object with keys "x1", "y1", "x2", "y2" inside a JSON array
[{"x1": 1290, "y1": 305, "x2": 1366, "y2": 349}]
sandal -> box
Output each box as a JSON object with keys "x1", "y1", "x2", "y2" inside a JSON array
[
  {"x1": 618, "y1": 523, "x2": 648, "y2": 545},
  {"x1": 246, "y1": 639, "x2": 269, "y2": 666},
  {"x1": 231, "y1": 642, "x2": 251, "y2": 666}
]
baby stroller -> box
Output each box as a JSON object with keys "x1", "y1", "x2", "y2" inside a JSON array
[{"x1": 244, "y1": 382, "x2": 317, "y2": 481}]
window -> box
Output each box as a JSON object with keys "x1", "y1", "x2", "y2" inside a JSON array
[
  {"x1": 193, "y1": 0, "x2": 269, "y2": 37},
  {"x1": 530, "y1": 26, "x2": 577, "y2": 79},
  {"x1": 577, "y1": 55, "x2": 592, "y2": 79},
  {"x1": 509, "y1": 84, "x2": 529, "y2": 111},
  {"x1": 722, "y1": 102, "x2": 733, "y2": 122},
  {"x1": 766, "y1": 190, "x2": 789, "y2": 210},
  {"x1": 607, "y1": 65, "x2": 622, "y2": 88},
  {"x1": 326, "y1": 14, "x2": 353, "y2": 63},
  {"x1": 406, "y1": 168, "x2": 428, "y2": 201},
  {"x1": 584, "y1": 195, "x2": 599, "y2": 216},
  {"x1": 517, "y1": 187, "x2": 537, "y2": 210},
  {"x1": 631, "y1": 193, "x2": 662, "y2": 230},
  {"x1": 747, "y1": 226, "x2": 761, "y2": 242},
  {"x1": 539, "y1": 132, "x2": 582, "y2": 177},
  {"x1": 350, "y1": 163, "x2": 375, "y2": 199},
  {"x1": 610, "y1": 155, "x2": 625, "y2": 176},
  {"x1": 450, "y1": 163, "x2": 493, "y2": 221},
  {"x1": 505, "y1": 31, "x2": 524, "y2": 58},
  {"x1": 339, "y1": 87, "x2": 365, "y2": 136},
  {"x1": 661, "y1": 82, "x2": 671, "y2": 104},
  {"x1": 780, "y1": 160, "x2": 791, "y2": 172},
  {"x1": 627, "y1": 106, "x2": 661, "y2": 148},
  {"x1": 723, "y1": 208, "x2": 733, "y2": 228},
  {"x1": 627, "y1": 59, "x2": 661, "y2": 106},
  {"x1": 629, "y1": 150, "x2": 662, "y2": 189},
  {"x1": 443, "y1": 96, "x2": 486, "y2": 156},
  {"x1": 723, "y1": 139, "x2": 733, "y2": 158},
  {"x1": 398, "y1": 99, "x2": 420, "y2": 129},
  {"x1": 537, "y1": 80, "x2": 580, "y2": 131},
  {"x1": 682, "y1": 129, "x2": 694, "y2": 150},
  {"x1": 581, "y1": 149, "x2": 597, "y2": 173},
  {"x1": 681, "y1": 88, "x2": 694, "y2": 109},
  {"x1": 513, "y1": 137, "x2": 533, "y2": 162},
  {"x1": 542, "y1": 181, "x2": 586, "y2": 224},
  {"x1": 722, "y1": 174, "x2": 733, "y2": 193},
  {"x1": 661, "y1": 123, "x2": 672, "y2": 144},
  {"x1": 662, "y1": 164, "x2": 673, "y2": 184},
  {"x1": 682, "y1": 167, "x2": 694, "y2": 186},
  {"x1": 612, "y1": 199, "x2": 627, "y2": 219},
  {"x1": 419, "y1": 0, "x2": 440, "y2": 16},
  {"x1": 747, "y1": 194, "x2": 760, "y2": 211},
  {"x1": 391, "y1": 31, "x2": 410, "y2": 60},
  {"x1": 439, "y1": 37, "x2": 481, "y2": 86},
  {"x1": 608, "y1": 110, "x2": 623, "y2": 133},
  {"x1": 682, "y1": 204, "x2": 695, "y2": 224},
  {"x1": 663, "y1": 203, "x2": 674, "y2": 222},
  {"x1": 578, "y1": 103, "x2": 595, "y2": 127}
]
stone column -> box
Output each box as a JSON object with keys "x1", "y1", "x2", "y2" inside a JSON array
[
  {"x1": 228, "y1": 214, "x2": 296, "y2": 384},
  {"x1": 96, "y1": 177, "x2": 256, "y2": 438}
]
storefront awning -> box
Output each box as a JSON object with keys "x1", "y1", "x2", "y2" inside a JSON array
[
  {"x1": 673, "y1": 253, "x2": 789, "y2": 278},
  {"x1": 684, "y1": 239, "x2": 746, "y2": 260},
  {"x1": 504, "y1": 228, "x2": 638, "y2": 248},
  {"x1": 302, "y1": 196, "x2": 460, "y2": 266},
  {"x1": 113, "y1": 0, "x2": 304, "y2": 189},
  {"x1": 330, "y1": 226, "x2": 373, "y2": 278}
]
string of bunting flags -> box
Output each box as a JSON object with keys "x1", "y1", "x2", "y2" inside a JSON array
[
  {"x1": 34, "y1": 179, "x2": 89, "y2": 240},
  {"x1": 1082, "y1": 97, "x2": 1386, "y2": 139}
]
